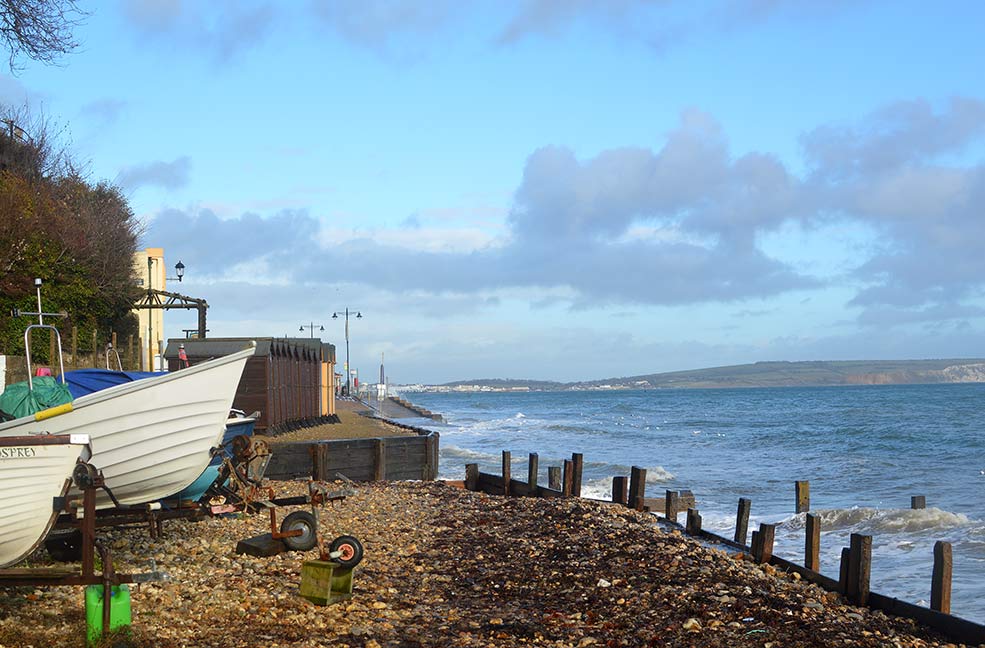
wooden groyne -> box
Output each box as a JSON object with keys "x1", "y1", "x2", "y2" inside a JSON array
[
  {"x1": 464, "y1": 450, "x2": 985, "y2": 646},
  {"x1": 266, "y1": 426, "x2": 439, "y2": 482}
]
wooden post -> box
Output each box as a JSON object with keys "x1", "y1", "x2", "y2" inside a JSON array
[
  {"x1": 71, "y1": 326, "x2": 78, "y2": 369},
  {"x1": 839, "y1": 547, "x2": 850, "y2": 594},
  {"x1": 49, "y1": 330, "x2": 55, "y2": 367},
  {"x1": 570, "y1": 452, "x2": 583, "y2": 497},
  {"x1": 548, "y1": 466, "x2": 561, "y2": 490},
  {"x1": 847, "y1": 533, "x2": 872, "y2": 605},
  {"x1": 665, "y1": 489, "x2": 679, "y2": 523},
  {"x1": 750, "y1": 530, "x2": 760, "y2": 559},
  {"x1": 465, "y1": 463, "x2": 479, "y2": 491},
  {"x1": 502, "y1": 451, "x2": 512, "y2": 496},
  {"x1": 686, "y1": 508, "x2": 702, "y2": 535},
  {"x1": 911, "y1": 495, "x2": 926, "y2": 510},
  {"x1": 754, "y1": 523, "x2": 775, "y2": 564},
  {"x1": 424, "y1": 434, "x2": 437, "y2": 480},
  {"x1": 931, "y1": 541, "x2": 952, "y2": 614},
  {"x1": 628, "y1": 467, "x2": 646, "y2": 511},
  {"x1": 562, "y1": 459, "x2": 573, "y2": 496},
  {"x1": 127, "y1": 334, "x2": 134, "y2": 370},
  {"x1": 373, "y1": 439, "x2": 386, "y2": 481},
  {"x1": 91, "y1": 329, "x2": 97, "y2": 368},
  {"x1": 611, "y1": 476, "x2": 628, "y2": 505},
  {"x1": 111, "y1": 331, "x2": 117, "y2": 352},
  {"x1": 796, "y1": 480, "x2": 810, "y2": 513},
  {"x1": 735, "y1": 498, "x2": 751, "y2": 546},
  {"x1": 805, "y1": 512, "x2": 821, "y2": 572},
  {"x1": 527, "y1": 453, "x2": 539, "y2": 493}
]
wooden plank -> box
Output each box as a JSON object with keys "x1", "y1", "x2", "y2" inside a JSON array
[
  {"x1": 628, "y1": 466, "x2": 646, "y2": 511},
  {"x1": 796, "y1": 480, "x2": 810, "y2": 513},
  {"x1": 373, "y1": 439, "x2": 386, "y2": 481},
  {"x1": 465, "y1": 464, "x2": 479, "y2": 491},
  {"x1": 665, "y1": 489, "x2": 679, "y2": 523},
  {"x1": 502, "y1": 451, "x2": 512, "y2": 496},
  {"x1": 611, "y1": 476, "x2": 628, "y2": 505},
  {"x1": 562, "y1": 459, "x2": 573, "y2": 497},
  {"x1": 848, "y1": 533, "x2": 872, "y2": 606},
  {"x1": 931, "y1": 541, "x2": 952, "y2": 614},
  {"x1": 548, "y1": 466, "x2": 561, "y2": 490},
  {"x1": 424, "y1": 434, "x2": 437, "y2": 480},
  {"x1": 527, "y1": 453, "x2": 539, "y2": 493},
  {"x1": 805, "y1": 512, "x2": 820, "y2": 572},
  {"x1": 912, "y1": 495, "x2": 927, "y2": 509},
  {"x1": 685, "y1": 508, "x2": 702, "y2": 535},
  {"x1": 735, "y1": 497, "x2": 751, "y2": 546},
  {"x1": 571, "y1": 453, "x2": 583, "y2": 497}
]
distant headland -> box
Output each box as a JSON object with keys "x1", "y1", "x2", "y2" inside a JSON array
[{"x1": 401, "y1": 358, "x2": 985, "y2": 392}]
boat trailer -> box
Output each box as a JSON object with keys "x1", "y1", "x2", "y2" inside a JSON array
[{"x1": 0, "y1": 463, "x2": 167, "y2": 642}]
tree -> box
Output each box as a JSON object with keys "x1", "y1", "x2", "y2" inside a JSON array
[{"x1": 0, "y1": 0, "x2": 86, "y2": 71}]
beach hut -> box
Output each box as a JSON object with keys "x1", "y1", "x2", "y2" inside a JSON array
[{"x1": 163, "y1": 337, "x2": 337, "y2": 433}]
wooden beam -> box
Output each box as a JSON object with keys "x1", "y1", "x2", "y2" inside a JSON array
[
  {"x1": 931, "y1": 541, "x2": 952, "y2": 614},
  {"x1": 611, "y1": 476, "x2": 628, "y2": 505},
  {"x1": 502, "y1": 451, "x2": 512, "y2": 497},
  {"x1": 628, "y1": 466, "x2": 646, "y2": 511},
  {"x1": 911, "y1": 495, "x2": 926, "y2": 510},
  {"x1": 796, "y1": 480, "x2": 810, "y2": 513},
  {"x1": 665, "y1": 489, "x2": 679, "y2": 523},
  {"x1": 562, "y1": 459, "x2": 573, "y2": 497},
  {"x1": 571, "y1": 452, "x2": 583, "y2": 497},
  {"x1": 847, "y1": 533, "x2": 872, "y2": 606},
  {"x1": 805, "y1": 512, "x2": 821, "y2": 572},
  {"x1": 373, "y1": 439, "x2": 386, "y2": 481},
  {"x1": 735, "y1": 497, "x2": 751, "y2": 546},
  {"x1": 527, "y1": 453, "x2": 539, "y2": 493},
  {"x1": 465, "y1": 463, "x2": 479, "y2": 491},
  {"x1": 548, "y1": 466, "x2": 561, "y2": 490},
  {"x1": 686, "y1": 508, "x2": 702, "y2": 535}
]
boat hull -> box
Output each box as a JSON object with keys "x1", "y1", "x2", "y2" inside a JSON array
[
  {"x1": 0, "y1": 435, "x2": 89, "y2": 568},
  {"x1": 0, "y1": 346, "x2": 254, "y2": 508}
]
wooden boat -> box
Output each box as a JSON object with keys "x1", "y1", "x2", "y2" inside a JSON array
[
  {"x1": 0, "y1": 345, "x2": 255, "y2": 508},
  {"x1": 0, "y1": 434, "x2": 90, "y2": 568}
]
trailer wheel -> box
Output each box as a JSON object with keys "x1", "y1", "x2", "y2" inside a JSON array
[
  {"x1": 280, "y1": 511, "x2": 318, "y2": 551},
  {"x1": 329, "y1": 535, "x2": 364, "y2": 568},
  {"x1": 45, "y1": 528, "x2": 83, "y2": 562}
]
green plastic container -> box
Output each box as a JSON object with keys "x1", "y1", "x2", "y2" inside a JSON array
[{"x1": 85, "y1": 584, "x2": 132, "y2": 646}]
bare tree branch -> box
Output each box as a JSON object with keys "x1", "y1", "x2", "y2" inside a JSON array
[{"x1": 0, "y1": 0, "x2": 87, "y2": 71}]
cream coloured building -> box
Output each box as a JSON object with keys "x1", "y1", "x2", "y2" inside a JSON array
[{"x1": 132, "y1": 247, "x2": 169, "y2": 371}]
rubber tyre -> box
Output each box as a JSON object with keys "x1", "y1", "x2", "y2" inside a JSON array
[
  {"x1": 45, "y1": 528, "x2": 84, "y2": 562},
  {"x1": 280, "y1": 510, "x2": 318, "y2": 551},
  {"x1": 329, "y1": 534, "x2": 364, "y2": 568}
]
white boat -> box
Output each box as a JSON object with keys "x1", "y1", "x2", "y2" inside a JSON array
[
  {"x1": 0, "y1": 434, "x2": 90, "y2": 568},
  {"x1": 0, "y1": 345, "x2": 255, "y2": 508}
]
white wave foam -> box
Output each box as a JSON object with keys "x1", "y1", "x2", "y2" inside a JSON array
[
  {"x1": 781, "y1": 507, "x2": 972, "y2": 534},
  {"x1": 645, "y1": 466, "x2": 675, "y2": 483},
  {"x1": 440, "y1": 445, "x2": 499, "y2": 462}
]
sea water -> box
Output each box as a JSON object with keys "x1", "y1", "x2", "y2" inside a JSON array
[{"x1": 401, "y1": 384, "x2": 985, "y2": 623}]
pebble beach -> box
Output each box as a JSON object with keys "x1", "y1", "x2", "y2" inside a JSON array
[{"x1": 0, "y1": 477, "x2": 973, "y2": 648}]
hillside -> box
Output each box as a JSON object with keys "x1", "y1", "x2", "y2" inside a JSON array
[{"x1": 427, "y1": 359, "x2": 985, "y2": 391}]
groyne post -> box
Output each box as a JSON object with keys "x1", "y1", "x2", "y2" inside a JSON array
[
  {"x1": 571, "y1": 453, "x2": 583, "y2": 497},
  {"x1": 931, "y1": 541, "x2": 952, "y2": 614},
  {"x1": 846, "y1": 533, "x2": 872, "y2": 606},
  {"x1": 611, "y1": 476, "x2": 628, "y2": 505},
  {"x1": 735, "y1": 498, "x2": 751, "y2": 545},
  {"x1": 374, "y1": 439, "x2": 386, "y2": 480},
  {"x1": 751, "y1": 523, "x2": 775, "y2": 564},
  {"x1": 839, "y1": 547, "x2": 850, "y2": 593},
  {"x1": 665, "y1": 489, "x2": 679, "y2": 523},
  {"x1": 548, "y1": 467, "x2": 561, "y2": 490},
  {"x1": 805, "y1": 512, "x2": 821, "y2": 572},
  {"x1": 562, "y1": 459, "x2": 573, "y2": 496},
  {"x1": 465, "y1": 463, "x2": 479, "y2": 491},
  {"x1": 527, "y1": 453, "x2": 539, "y2": 492},
  {"x1": 628, "y1": 467, "x2": 646, "y2": 511},
  {"x1": 502, "y1": 451, "x2": 512, "y2": 496},
  {"x1": 911, "y1": 495, "x2": 926, "y2": 509},
  {"x1": 686, "y1": 508, "x2": 702, "y2": 535},
  {"x1": 796, "y1": 480, "x2": 810, "y2": 513}
]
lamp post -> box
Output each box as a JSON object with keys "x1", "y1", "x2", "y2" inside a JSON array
[
  {"x1": 146, "y1": 258, "x2": 187, "y2": 371},
  {"x1": 299, "y1": 322, "x2": 324, "y2": 338},
  {"x1": 332, "y1": 308, "x2": 362, "y2": 396}
]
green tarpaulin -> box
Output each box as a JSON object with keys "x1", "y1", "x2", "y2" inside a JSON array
[{"x1": 0, "y1": 377, "x2": 73, "y2": 420}]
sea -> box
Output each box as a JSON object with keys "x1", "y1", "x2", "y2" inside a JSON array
[{"x1": 397, "y1": 384, "x2": 985, "y2": 623}]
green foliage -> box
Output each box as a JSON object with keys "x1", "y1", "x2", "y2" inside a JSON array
[{"x1": 0, "y1": 107, "x2": 141, "y2": 360}]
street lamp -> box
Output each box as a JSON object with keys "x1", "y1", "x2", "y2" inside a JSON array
[
  {"x1": 332, "y1": 308, "x2": 362, "y2": 396},
  {"x1": 299, "y1": 322, "x2": 324, "y2": 338}
]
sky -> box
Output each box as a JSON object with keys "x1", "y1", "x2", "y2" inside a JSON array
[{"x1": 4, "y1": 0, "x2": 985, "y2": 384}]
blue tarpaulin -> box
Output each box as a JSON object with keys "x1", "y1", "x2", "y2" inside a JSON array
[{"x1": 62, "y1": 369, "x2": 166, "y2": 399}]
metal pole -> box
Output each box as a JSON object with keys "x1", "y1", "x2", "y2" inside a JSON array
[{"x1": 345, "y1": 308, "x2": 351, "y2": 396}]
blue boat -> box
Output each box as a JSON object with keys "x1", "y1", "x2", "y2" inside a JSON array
[{"x1": 172, "y1": 412, "x2": 256, "y2": 502}]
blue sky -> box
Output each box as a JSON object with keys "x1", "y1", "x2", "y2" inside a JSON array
[{"x1": 5, "y1": 0, "x2": 985, "y2": 383}]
